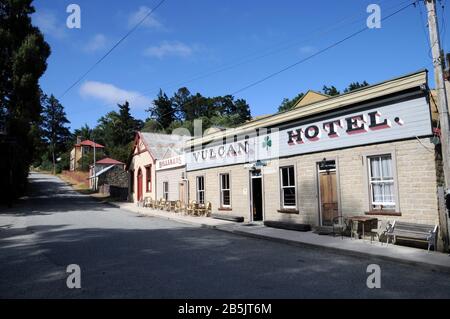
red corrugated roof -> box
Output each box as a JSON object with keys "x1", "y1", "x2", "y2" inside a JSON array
[
  {"x1": 96, "y1": 157, "x2": 124, "y2": 165},
  {"x1": 76, "y1": 140, "x2": 104, "y2": 148}
]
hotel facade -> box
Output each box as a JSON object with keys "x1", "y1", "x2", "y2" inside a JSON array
[{"x1": 183, "y1": 70, "x2": 443, "y2": 240}]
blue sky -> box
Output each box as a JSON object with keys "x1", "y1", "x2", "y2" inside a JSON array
[{"x1": 32, "y1": 0, "x2": 449, "y2": 132}]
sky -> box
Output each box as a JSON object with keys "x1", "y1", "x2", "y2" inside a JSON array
[{"x1": 31, "y1": 0, "x2": 450, "y2": 132}]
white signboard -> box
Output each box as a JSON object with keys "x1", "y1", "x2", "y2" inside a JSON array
[
  {"x1": 156, "y1": 155, "x2": 185, "y2": 171},
  {"x1": 186, "y1": 96, "x2": 432, "y2": 171}
]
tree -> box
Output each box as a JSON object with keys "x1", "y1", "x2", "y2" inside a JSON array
[
  {"x1": 41, "y1": 94, "x2": 71, "y2": 174},
  {"x1": 91, "y1": 101, "x2": 143, "y2": 163},
  {"x1": 148, "y1": 89, "x2": 175, "y2": 129},
  {"x1": 277, "y1": 92, "x2": 305, "y2": 113},
  {"x1": 171, "y1": 87, "x2": 191, "y2": 121},
  {"x1": 322, "y1": 85, "x2": 340, "y2": 96},
  {"x1": 0, "y1": 0, "x2": 51, "y2": 203},
  {"x1": 73, "y1": 124, "x2": 92, "y2": 142},
  {"x1": 115, "y1": 101, "x2": 143, "y2": 145},
  {"x1": 233, "y1": 99, "x2": 252, "y2": 124},
  {"x1": 344, "y1": 81, "x2": 369, "y2": 93}
]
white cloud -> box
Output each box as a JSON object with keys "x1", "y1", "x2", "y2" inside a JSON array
[
  {"x1": 128, "y1": 6, "x2": 163, "y2": 29},
  {"x1": 83, "y1": 34, "x2": 108, "y2": 53},
  {"x1": 80, "y1": 81, "x2": 151, "y2": 109},
  {"x1": 144, "y1": 41, "x2": 196, "y2": 59},
  {"x1": 32, "y1": 9, "x2": 66, "y2": 39}
]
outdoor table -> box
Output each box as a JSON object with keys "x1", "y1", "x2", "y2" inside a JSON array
[{"x1": 347, "y1": 216, "x2": 378, "y2": 240}]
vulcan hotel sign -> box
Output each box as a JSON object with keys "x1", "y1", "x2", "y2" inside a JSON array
[{"x1": 186, "y1": 96, "x2": 432, "y2": 171}]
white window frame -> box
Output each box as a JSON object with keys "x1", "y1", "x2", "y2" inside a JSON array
[
  {"x1": 280, "y1": 166, "x2": 297, "y2": 209},
  {"x1": 368, "y1": 154, "x2": 395, "y2": 209},
  {"x1": 196, "y1": 176, "x2": 205, "y2": 204},
  {"x1": 163, "y1": 181, "x2": 169, "y2": 201},
  {"x1": 219, "y1": 173, "x2": 231, "y2": 208}
]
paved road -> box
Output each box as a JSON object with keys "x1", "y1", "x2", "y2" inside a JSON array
[{"x1": 0, "y1": 173, "x2": 449, "y2": 298}]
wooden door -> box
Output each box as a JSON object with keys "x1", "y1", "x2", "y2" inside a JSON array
[
  {"x1": 137, "y1": 169, "x2": 143, "y2": 201},
  {"x1": 179, "y1": 182, "x2": 186, "y2": 204},
  {"x1": 319, "y1": 171, "x2": 338, "y2": 226}
]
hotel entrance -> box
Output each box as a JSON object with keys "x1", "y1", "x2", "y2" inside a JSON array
[
  {"x1": 250, "y1": 170, "x2": 263, "y2": 221},
  {"x1": 317, "y1": 159, "x2": 339, "y2": 226}
]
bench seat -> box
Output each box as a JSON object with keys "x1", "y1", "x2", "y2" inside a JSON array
[
  {"x1": 211, "y1": 213, "x2": 244, "y2": 223},
  {"x1": 387, "y1": 221, "x2": 438, "y2": 252}
]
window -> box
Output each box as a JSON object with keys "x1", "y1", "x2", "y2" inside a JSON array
[
  {"x1": 280, "y1": 166, "x2": 296, "y2": 208},
  {"x1": 220, "y1": 173, "x2": 231, "y2": 207},
  {"x1": 368, "y1": 155, "x2": 395, "y2": 210},
  {"x1": 196, "y1": 176, "x2": 205, "y2": 204},
  {"x1": 163, "y1": 181, "x2": 169, "y2": 200},
  {"x1": 145, "y1": 165, "x2": 152, "y2": 192}
]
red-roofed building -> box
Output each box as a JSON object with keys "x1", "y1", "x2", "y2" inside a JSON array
[
  {"x1": 70, "y1": 138, "x2": 105, "y2": 171},
  {"x1": 96, "y1": 157, "x2": 124, "y2": 166}
]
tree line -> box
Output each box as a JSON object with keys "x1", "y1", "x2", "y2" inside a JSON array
[{"x1": 277, "y1": 81, "x2": 369, "y2": 112}]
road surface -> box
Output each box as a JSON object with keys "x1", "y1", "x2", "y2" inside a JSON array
[{"x1": 0, "y1": 173, "x2": 449, "y2": 298}]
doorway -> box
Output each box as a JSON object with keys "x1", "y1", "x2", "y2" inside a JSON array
[
  {"x1": 317, "y1": 160, "x2": 339, "y2": 226},
  {"x1": 179, "y1": 181, "x2": 187, "y2": 205},
  {"x1": 250, "y1": 170, "x2": 263, "y2": 221},
  {"x1": 137, "y1": 168, "x2": 143, "y2": 201}
]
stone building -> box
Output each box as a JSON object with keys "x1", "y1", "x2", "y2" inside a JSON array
[
  {"x1": 184, "y1": 70, "x2": 444, "y2": 245},
  {"x1": 127, "y1": 132, "x2": 188, "y2": 203},
  {"x1": 96, "y1": 165, "x2": 128, "y2": 200},
  {"x1": 155, "y1": 149, "x2": 188, "y2": 204}
]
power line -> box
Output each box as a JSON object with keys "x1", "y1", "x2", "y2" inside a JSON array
[
  {"x1": 59, "y1": 0, "x2": 167, "y2": 99},
  {"x1": 146, "y1": 1, "x2": 417, "y2": 125},
  {"x1": 231, "y1": 1, "x2": 417, "y2": 95},
  {"x1": 72, "y1": 0, "x2": 411, "y2": 118}
]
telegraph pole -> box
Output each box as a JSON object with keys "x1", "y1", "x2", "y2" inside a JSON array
[
  {"x1": 425, "y1": 0, "x2": 450, "y2": 252},
  {"x1": 425, "y1": 0, "x2": 450, "y2": 188}
]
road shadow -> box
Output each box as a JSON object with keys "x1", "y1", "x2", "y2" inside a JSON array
[{"x1": 1, "y1": 221, "x2": 450, "y2": 299}]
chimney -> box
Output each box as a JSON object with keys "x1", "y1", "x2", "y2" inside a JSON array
[{"x1": 76, "y1": 136, "x2": 81, "y2": 144}]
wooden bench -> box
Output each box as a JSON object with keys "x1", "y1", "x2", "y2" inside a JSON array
[
  {"x1": 211, "y1": 213, "x2": 244, "y2": 222},
  {"x1": 386, "y1": 221, "x2": 438, "y2": 252},
  {"x1": 264, "y1": 221, "x2": 311, "y2": 232}
]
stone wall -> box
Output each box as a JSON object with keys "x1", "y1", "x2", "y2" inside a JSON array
[
  {"x1": 186, "y1": 138, "x2": 440, "y2": 228},
  {"x1": 98, "y1": 166, "x2": 128, "y2": 200}
]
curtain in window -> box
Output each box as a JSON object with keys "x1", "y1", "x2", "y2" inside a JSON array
[{"x1": 370, "y1": 155, "x2": 394, "y2": 207}]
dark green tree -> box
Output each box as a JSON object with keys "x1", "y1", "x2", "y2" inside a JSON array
[
  {"x1": 0, "y1": 0, "x2": 51, "y2": 203},
  {"x1": 171, "y1": 87, "x2": 191, "y2": 120},
  {"x1": 234, "y1": 99, "x2": 252, "y2": 123},
  {"x1": 92, "y1": 101, "x2": 143, "y2": 163},
  {"x1": 115, "y1": 101, "x2": 143, "y2": 145},
  {"x1": 344, "y1": 81, "x2": 369, "y2": 93},
  {"x1": 148, "y1": 89, "x2": 175, "y2": 129},
  {"x1": 73, "y1": 124, "x2": 92, "y2": 142},
  {"x1": 41, "y1": 94, "x2": 71, "y2": 174},
  {"x1": 277, "y1": 92, "x2": 304, "y2": 112},
  {"x1": 322, "y1": 85, "x2": 340, "y2": 96}
]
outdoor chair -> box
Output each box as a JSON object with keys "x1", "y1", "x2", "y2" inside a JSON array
[
  {"x1": 205, "y1": 202, "x2": 212, "y2": 217},
  {"x1": 143, "y1": 197, "x2": 152, "y2": 208},
  {"x1": 369, "y1": 220, "x2": 391, "y2": 244},
  {"x1": 350, "y1": 220, "x2": 359, "y2": 240},
  {"x1": 174, "y1": 200, "x2": 181, "y2": 213},
  {"x1": 332, "y1": 215, "x2": 349, "y2": 239},
  {"x1": 179, "y1": 201, "x2": 186, "y2": 214},
  {"x1": 158, "y1": 199, "x2": 165, "y2": 210},
  {"x1": 186, "y1": 201, "x2": 195, "y2": 215},
  {"x1": 196, "y1": 203, "x2": 206, "y2": 216}
]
